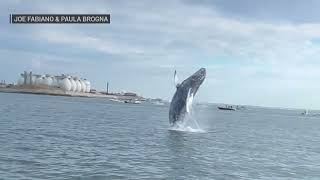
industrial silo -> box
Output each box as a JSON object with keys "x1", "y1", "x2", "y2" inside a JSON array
[
  {"x1": 51, "y1": 77, "x2": 59, "y2": 87},
  {"x1": 80, "y1": 79, "x2": 86, "y2": 92},
  {"x1": 74, "y1": 78, "x2": 81, "y2": 92},
  {"x1": 59, "y1": 77, "x2": 71, "y2": 91},
  {"x1": 84, "y1": 80, "x2": 91, "y2": 93},
  {"x1": 43, "y1": 75, "x2": 53, "y2": 86},
  {"x1": 42, "y1": 77, "x2": 48, "y2": 86},
  {"x1": 69, "y1": 78, "x2": 76, "y2": 92},
  {"x1": 76, "y1": 80, "x2": 82, "y2": 92},
  {"x1": 48, "y1": 76, "x2": 54, "y2": 86},
  {"x1": 16, "y1": 71, "x2": 92, "y2": 92},
  {"x1": 39, "y1": 76, "x2": 47, "y2": 85}
]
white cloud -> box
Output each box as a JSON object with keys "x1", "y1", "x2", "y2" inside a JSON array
[{"x1": 26, "y1": 1, "x2": 320, "y2": 67}]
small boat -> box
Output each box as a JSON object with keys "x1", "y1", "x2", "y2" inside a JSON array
[
  {"x1": 301, "y1": 109, "x2": 309, "y2": 115},
  {"x1": 124, "y1": 100, "x2": 141, "y2": 104},
  {"x1": 218, "y1": 105, "x2": 236, "y2": 111}
]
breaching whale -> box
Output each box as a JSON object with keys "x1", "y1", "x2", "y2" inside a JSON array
[{"x1": 169, "y1": 68, "x2": 206, "y2": 126}]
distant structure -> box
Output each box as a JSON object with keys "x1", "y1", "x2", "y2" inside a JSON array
[
  {"x1": 16, "y1": 71, "x2": 91, "y2": 93},
  {"x1": 0, "y1": 80, "x2": 6, "y2": 88},
  {"x1": 106, "y1": 82, "x2": 109, "y2": 94}
]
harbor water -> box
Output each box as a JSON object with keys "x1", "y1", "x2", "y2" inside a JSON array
[{"x1": 0, "y1": 93, "x2": 320, "y2": 179}]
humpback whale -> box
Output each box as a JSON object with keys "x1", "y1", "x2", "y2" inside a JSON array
[{"x1": 169, "y1": 68, "x2": 206, "y2": 126}]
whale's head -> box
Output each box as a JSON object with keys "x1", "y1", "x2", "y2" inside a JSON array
[
  {"x1": 169, "y1": 68, "x2": 206, "y2": 126},
  {"x1": 178, "y1": 68, "x2": 206, "y2": 95}
]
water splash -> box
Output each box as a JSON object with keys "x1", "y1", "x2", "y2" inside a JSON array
[
  {"x1": 186, "y1": 88, "x2": 193, "y2": 113},
  {"x1": 169, "y1": 125, "x2": 205, "y2": 133},
  {"x1": 169, "y1": 88, "x2": 205, "y2": 133}
]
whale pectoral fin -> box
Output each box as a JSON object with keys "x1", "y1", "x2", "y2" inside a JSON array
[{"x1": 174, "y1": 70, "x2": 180, "y2": 88}]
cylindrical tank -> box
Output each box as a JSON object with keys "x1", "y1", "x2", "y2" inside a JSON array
[
  {"x1": 39, "y1": 76, "x2": 47, "y2": 85},
  {"x1": 51, "y1": 77, "x2": 59, "y2": 87},
  {"x1": 80, "y1": 80, "x2": 86, "y2": 92},
  {"x1": 35, "y1": 76, "x2": 42, "y2": 86},
  {"x1": 84, "y1": 80, "x2": 91, "y2": 92},
  {"x1": 59, "y1": 78, "x2": 71, "y2": 91},
  {"x1": 74, "y1": 78, "x2": 81, "y2": 92},
  {"x1": 42, "y1": 77, "x2": 52, "y2": 86},
  {"x1": 76, "y1": 80, "x2": 82, "y2": 92},
  {"x1": 69, "y1": 78, "x2": 76, "y2": 92},
  {"x1": 48, "y1": 76, "x2": 53, "y2": 86}
]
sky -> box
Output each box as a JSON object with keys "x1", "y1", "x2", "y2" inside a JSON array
[{"x1": 1, "y1": 0, "x2": 320, "y2": 109}]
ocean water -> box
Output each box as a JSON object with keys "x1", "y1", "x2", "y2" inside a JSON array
[{"x1": 1, "y1": 93, "x2": 320, "y2": 179}]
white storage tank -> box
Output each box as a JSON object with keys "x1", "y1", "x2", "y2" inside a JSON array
[
  {"x1": 42, "y1": 77, "x2": 48, "y2": 86},
  {"x1": 74, "y1": 79, "x2": 81, "y2": 92},
  {"x1": 84, "y1": 80, "x2": 91, "y2": 93},
  {"x1": 39, "y1": 76, "x2": 47, "y2": 85},
  {"x1": 16, "y1": 71, "x2": 92, "y2": 91},
  {"x1": 47, "y1": 76, "x2": 54, "y2": 86},
  {"x1": 51, "y1": 77, "x2": 59, "y2": 87},
  {"x1": 41, "y1": 77, "x2": 47, "y2": 86},
  {"x1": 78, "y1": 80, "x2": 83, "y2": 92},
  {"x1": 35, "y1": 76, "x2": 42, "y2": 86},
  {"x1": 43, "y1": 76, "x2": 52, "y2": 86},
  {"x1": 69, "y1": 78, "x2": 76, "y2": 92},
  {"x1": 80, "y1": 80, "x2": 86, "y2": 92},
  {"x1": 76, "y1": 80, "x2": 82, "y2": 92},
  {"x1": 60, "y1": 78, "x2": 71, "y2": 91}
]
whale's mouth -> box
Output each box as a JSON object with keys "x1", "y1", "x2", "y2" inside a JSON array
[
  {"x1": 186, "y1": 68, "x2": 206, "y2": 95},
  {"x1": 197, "y1": 68, "x2": 206, "y2": 82},
  {"x1": 191, "y1": 68, "x2": 206, "y2": 83}
]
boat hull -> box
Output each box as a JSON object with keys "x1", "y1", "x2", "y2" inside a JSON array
[{"x1": 218, "y1": 107, "x2": 235, "y2": 111}]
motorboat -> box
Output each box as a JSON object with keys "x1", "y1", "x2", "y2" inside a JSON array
[
  {"x1": 301, "y1": 109, "x2": 309, "y2": 115},
  {"x1": 218, "y1": 105, "x2": 236, "y2": 111},
  {"x1": 124, "y1": 100, "x2": 141, "y2": 104}
]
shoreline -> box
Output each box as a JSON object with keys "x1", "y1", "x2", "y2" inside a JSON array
[{"x1": 0, "y1": 86, "x2": 145, "y2": 101}]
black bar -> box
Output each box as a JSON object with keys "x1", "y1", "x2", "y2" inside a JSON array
[{"x1": 10, "y1": 14, "x2": 110, "y2": 24}]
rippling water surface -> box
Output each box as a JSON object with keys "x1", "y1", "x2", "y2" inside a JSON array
[{"x1": 1, "y1": 93, "x2": 320, "y2": 179}]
